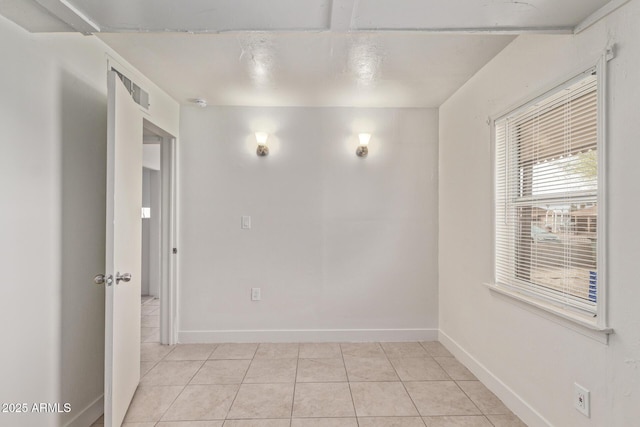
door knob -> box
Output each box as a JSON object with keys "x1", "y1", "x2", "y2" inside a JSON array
[
  {"x1": 115, "y1": 272, "x2": 132, "y2": 284},
  {"x1": 94, "y1": 274, "x2": 113, "y2": 286}
]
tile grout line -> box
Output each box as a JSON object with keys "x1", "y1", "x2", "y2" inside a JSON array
[
  {"x1": 340, "y1": 343, "x2": 360, "y2": 427},
  {"x1": 380, "y1": 343, "x2": 426, "y2": 426},
  {"x1": 139, "y1": 307, "x2": 185, "y2": 425},
  {"x1": 451, "y1": 379, "x2": 486, "y2": 419},
  {"x1": 289, "y1": 344, "x2": 300, "y2": 425},
  {"x1": 223, "y1": 344, "x2": 258, "y2": 423}
]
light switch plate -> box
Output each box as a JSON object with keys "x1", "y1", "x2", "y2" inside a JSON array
[
  {"x1": 251, "y1": 288, "x2": 261, "y2": 301},
  {"x1": 241, "y1": 215, "x2": 251, "y2": 229}
]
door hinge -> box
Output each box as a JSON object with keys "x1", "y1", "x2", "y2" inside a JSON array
[{"x1": 172, "y1": 248, "x2": 178, "y2": 254}]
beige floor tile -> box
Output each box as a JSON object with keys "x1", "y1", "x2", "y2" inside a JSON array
[
  {"x1": 296, "y1": 358, "x2": 347, "y2": 382},
  {"x1": 456, "y1": 382, "x2": 510, "y2": 415},
  {"x1": 381, "y1": 343, "x2": 429, "y2": 359},
  {"x1": 390, "y1": 358, "x2": 450, "y2": 381},
  {"x1": 140, "y1": 361, "x2": 204, "y2": 386},
  {"x1": 291, "y1": 418, "x2": 357, "y2": 427},
  {"x1": 292, "y1": 382, "x2": 355, "y2": 418},
  {"x1": 123, "y1": 385, "x2": 184, "y2": 423},
  {"x1": 143, "y1": 328, "x2": 160, "y2": 343},
  {"x1": 142, "y1": 305, "x2": 160, "y2": 315},
  {"x1": 141, "y1": 327, "x2": 158, "y2": 340},
  {"x1": 350, "y1": 382, "x2": 418, "y2": 417},
  {"x1": 141, "y1": 343, "x2": 173, "y2": 362},
  {"x1": 224, "y1": 420, "x2": 291, "y2": 427},
  {"x1": 344, "y1": 356, "x2": 399, "y2": 382},
  {"x1": 340, "y1": 343, "x2": 386, "y2": 358},
  {"x1": 299, "y1": 343, "x2": 342, "y2": 359},
  {"x1": 190, "y1": 360, "x2": 251, "y2": 385},
  {"x1": 157, "y1": 422, "x2": 224, "y2": 427},
  {"x1": 358, "y1": 417, "x2": 425, "y2": 427},
  {"x1": 210, "y1": 343, "x2": 258, "y2": 360},
  {"x1": 244, "y1": 358, "x2": 298, "y2": 383},
  {"x1": 485, "y1": 414, "x2": 528, "y2": 426},
  {"x1": 255, "y1": 343, "x2": 300, "y2": 359},
  {"x1": 434, "y1": 358, "x2": 476, "y2": 381},
  {"x1": 157, "y1": 422, "x2": 223, "y2": 427},
  {"x1": 420, "y1": 342, "x2": 452, "y2": 358},
  {"x1": 404, "y1": 382, "x2": 481, "y2": 417},
  {"x1": 122, "y1": 423, "x2": 157, "y2": 426},
  {"x1": 162, "y1": 384, "x2": 239, "y2": 421},
  {"x1": 165, "y1": 344, "x2": 218, "y2": 361},
  {"x1": 423, "y1": 416, "x2": 492, "y2": 427},
  {"x1": 140, "y1": 361, "x2": 157, "y2": 377},
  {"x1": 142, "y1": 315, "x2": 160, "y2": 328},
  {"x1": 227, "y1": 383, "x2": 295, "y2": 419},
  {"x1": 147, "y1": 298, "x2": 161, "y2": 306}
]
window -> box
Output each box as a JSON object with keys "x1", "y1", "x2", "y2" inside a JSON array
[{"x1": 495, "y1": 69, "x2": 602, "y2": 316}]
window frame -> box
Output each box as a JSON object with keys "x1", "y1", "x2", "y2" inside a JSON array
[{"x1": 489, "y1": 53, "x2": 611, "y2": 333}]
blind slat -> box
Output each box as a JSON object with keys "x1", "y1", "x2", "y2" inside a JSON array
[{"x1": 495, "y1": 73, "x2": 599, "y2": 315}]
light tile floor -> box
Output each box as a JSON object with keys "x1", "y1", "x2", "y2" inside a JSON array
[
  {"x1": 141, "y1": 296, "x2": 160, "y2": 344},
  {"x1": 92, "y1": 296, "x2": 526, "y2": 427}
]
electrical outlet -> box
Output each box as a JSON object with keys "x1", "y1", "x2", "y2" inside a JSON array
[
  {"x1": 251, "y1": 287, "x2": 261, "y2": 301},
  {"x1": 574, "y1": 383, "x2": 590, "y2": 417}
]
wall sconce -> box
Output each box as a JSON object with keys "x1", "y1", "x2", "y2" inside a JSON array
[
  {"x1": 255, "y1": 132, "x2": 269, "y2": 157},
  {"x1": 356, "y1": 133, "x2": 371, "y2": 158}
]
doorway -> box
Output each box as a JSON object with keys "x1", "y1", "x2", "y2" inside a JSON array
[
  {"x1": 141, "y1": 120, "x2": 178, "y2": 346},
  {"x1": 141, "y1": 132, "x2": 162, "y2": 342}
]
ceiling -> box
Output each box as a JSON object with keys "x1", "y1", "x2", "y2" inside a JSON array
[
  {"x1": 98, "y1": 32, "x2": 514, "y2": 108},
  {"x1": 0, "y1": 0, "x2": 621, "y2": 108}
]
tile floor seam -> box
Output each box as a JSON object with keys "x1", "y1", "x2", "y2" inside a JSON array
[
  {"x1": 290, "y1": 349, "x2": 300, "y2": 422},
  {"x1": 140, "y1": 383, "x2": 186, "y2": 424},
  {"x1": 340, "y1": 344, "x2": 360, "y2": 427},
  {"x1": 451, "y1": 379, "x2": 485, "y2": 417},
  {"x1": 381, "y1": 344, "x2": 426, "y2": 425},
  {"x1": 224, "y1": 348, "x2": 256, "y2": 421},
  {"x1": 455, "y1": 379, "x2": 510, "y2": 417}
]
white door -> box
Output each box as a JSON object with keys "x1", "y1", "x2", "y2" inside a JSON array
[{"x1": 104, "y1": 70, "x2": 143, "y2": 427}]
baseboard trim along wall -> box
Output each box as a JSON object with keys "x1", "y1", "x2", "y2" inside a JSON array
[
  {"x1": 438, "y1": 330, "x2": 552, "y2": 427},
  {"x1": 64, "y1": 394, "x2": 103, "y2": 427},
  {"x1": 179, "y1": 328, "x2": 438, "y2": 343}
]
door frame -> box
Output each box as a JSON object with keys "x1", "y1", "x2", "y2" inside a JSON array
[{"x1": 143, "y1": 119, "x2": 178, "y2": 345}]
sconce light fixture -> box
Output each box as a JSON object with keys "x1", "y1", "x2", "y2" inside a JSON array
[
  {"x1": 255, "y1": 132, "x2": 269, "y2": 157},
  {"x1": 356, "y1": 133, "x2": 371, "y2": 158}
]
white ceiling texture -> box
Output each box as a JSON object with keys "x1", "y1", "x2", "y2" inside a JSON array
[{"x1": 0, "y1": 0, "x2": 623, "y2": 107}]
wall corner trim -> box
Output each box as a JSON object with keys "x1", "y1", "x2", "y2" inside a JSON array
[
  {"x1": 438, "y1": 330, "x2": 553, "y2": 427},
  {"x1": 63, "y1": 394, "x2": 104, "y2": 427}
]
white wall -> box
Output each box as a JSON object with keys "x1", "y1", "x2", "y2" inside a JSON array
[
  {"x1": 142, "y1": 168, "x2": 152, "y2": 295},
  {"x1": 0, "y1": 15, "x2": 179, "y2": 426},
  {"x1": 178, "y1": 106, "x2": 438, "y2": 342},
  {"x1": 438, "y1": 1, "x2": 640, "y2": 425},
  {"x1": 149, "y1": 169, "x2": 162, "y2": 298}
]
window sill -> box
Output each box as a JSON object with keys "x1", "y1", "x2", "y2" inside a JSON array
[{"x1": 484, "y1": 282, "x2": 613, "y2": 344}]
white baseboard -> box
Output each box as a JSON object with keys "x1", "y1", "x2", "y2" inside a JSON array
[
  {"x1": 438, "y1": 330, "x2": 552, "y2": 427},
  {"x1": 64, "y1": 394, "x2": 103, "y2": 427},
  {"x1": 179, "y1": 328, "x2": 438, "y2": 343}
]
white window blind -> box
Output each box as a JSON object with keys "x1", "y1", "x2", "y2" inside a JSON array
[{"x1": 495, "y1": 71, "x2": 600, "y2": 315}]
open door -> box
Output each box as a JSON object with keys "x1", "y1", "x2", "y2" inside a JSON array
[{"x1": 104, "y1": 70, "x2": 143, "y2": 426}]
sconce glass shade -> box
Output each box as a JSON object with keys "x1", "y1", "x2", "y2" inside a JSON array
[
  {"x1": 356, "y1": 133, "x2": 371, "y2": 157},
  {"x1": 255, "y1": 132, "x2": 269, "y2": 156},
  {"x1": 358, "y1": 133, "x2": 371, "y2": 146},
  {"x1": 255, "y1": 132, "x2": 269, "y2": 145}
]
